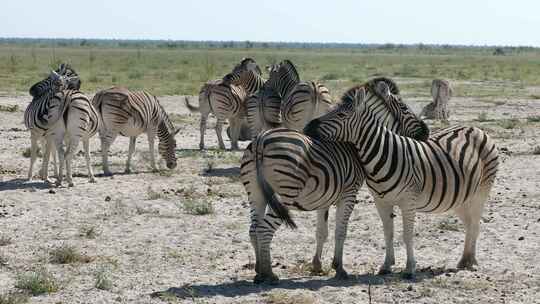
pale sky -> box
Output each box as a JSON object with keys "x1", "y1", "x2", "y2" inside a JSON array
[{"x1": 1, "y1": 0, "x2": 539, "y2": 46}]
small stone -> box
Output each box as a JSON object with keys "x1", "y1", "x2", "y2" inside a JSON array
[
  {"x1": 105, "y1": 196, "x2": 111, "y2": 202},
  {"x1": 407, "y1": 285, "x2": 413, "y2": 291},
  {"x1": 518, "y1": 236, "x2": 524, "y2": 241},
  {"x1": 48, "y1": 189, "x2": 56, "y2": 194}
]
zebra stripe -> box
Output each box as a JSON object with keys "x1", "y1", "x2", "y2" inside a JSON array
[
  {"x1": 50, "y1": 90, "x2": 99, "y2": 186},
  {"x1": 25, "y1": 67, "x2": 79, "y2": 182},
  {"x1": 304, "y1": 80, "x2": 498, "y2": 278},
  {"x1": 240, "y1": 78, "x2": 429, "y2": 284},
  {"x1": 281, "y1": 81, "x2": 333, "y2": 131},
  {"x1": 188, "y1": 58, "x2": 265, "y2": 150},
  {"x1": 92, "y1": 87, "x2": 178, "y2": 175}
]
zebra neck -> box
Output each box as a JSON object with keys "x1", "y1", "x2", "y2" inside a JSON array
[
  {"x1": 354, "y1": 119, "x2": 399, "y2": 173},
  {"x1": 157, "y1": 120, "x2": 172, "y2": 142}
]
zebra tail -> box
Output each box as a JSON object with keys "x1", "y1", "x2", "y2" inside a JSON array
[
  {"x1": 254, "y1": 134, "x2": 297, "y2": 229},
  {"x1": 184, "y1": 96, "x2": 200, "y2": 112}
]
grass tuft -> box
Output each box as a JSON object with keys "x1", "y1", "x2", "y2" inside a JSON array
[
  {"x1": 0, "y1": 105, "x2": 18, "y2": 112},
  {"x1": 182, "y1": 199, "x2": 214, "y2": 215},
  {"x1": 0, "y1": 292, "x2": 29, "y2": 304},
  {"x1": 94, "y1": 268, "x2": 113, "y2": 291},
  {"x1": 49, "y1": 245, "x2": 93, "y2": 264},
  {"x1": 498, "y1": 118, "x2": 520, "y2": 129},
  {"x1": 15, "y1": 269, "x2": 60, "y2": 296},
  {"x1": 0, "y1": 235, "x2": 12, "y2": 246}
]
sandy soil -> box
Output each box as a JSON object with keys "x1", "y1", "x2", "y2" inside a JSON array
[{"x1": 0, "y1": 87, "x2": 539, "y2": 304}]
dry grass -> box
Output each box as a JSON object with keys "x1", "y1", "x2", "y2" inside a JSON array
[
  {"x1": 79, "y1": 226, "x2": 100, "y2": 239},
  {"x1": 265, "y1": 291, "x2": 319, "y2": 304},
  {"x1": 181, "y1": 199, "x2": 214, "y2": 215},
  {"x1": 0, "y1": 235, "x2": 12, "y2": 246},
  {"x1": 94, "y1": 268, "x2": 113, "y2": 291},
  {"x1": 146, "y1": 186, "x2": 164, "y2": 200},
  {"x1": 0, "y1": 104, "x2": 18, "y2": 112},
  {"x1": 437, "y1": 218, "x2": 461, "y2": 232},
  {"x1": 15, "y1": 268, "x2": 60, "y2": 296},
  {"x1": 49, "y1": 245, "x2": 93, "y2": 264}
]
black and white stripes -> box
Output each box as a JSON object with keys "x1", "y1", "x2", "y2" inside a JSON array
[{"x1": 304, "y1": 80, "x2": 498, "y2": 278}]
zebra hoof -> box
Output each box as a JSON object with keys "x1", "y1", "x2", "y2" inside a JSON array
[
  {"x1": 253, "y1": 273, "x2": 279, "y2": 285},
  {"x1": 457, "y1": 257, "x2": 478, "y2": 270},
  {"x1": 103, "y1": 171, "x2": 113, "y2": 177},
  {"x1": 124, "y1": 168, "x2": 132, "y2": 174},
  {"x1": 334, "y1": 270, "x2": 349, "y2": 280},
  {"x1": 89, "y1": 178, "x2": 97, "y2": 184},
  {"x1": 68, "y1": 182, "x2": 74, "y2": 187}
]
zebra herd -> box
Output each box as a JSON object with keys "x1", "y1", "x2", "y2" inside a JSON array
[{"x1": 23, "y1": 59, "x2": 498, "y2": 285}]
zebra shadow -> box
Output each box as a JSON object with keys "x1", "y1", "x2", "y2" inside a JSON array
[
  {"x1": 150, "y1": 267, "x2": 450, "y2": 300},
  {"x1": 201, "y1": 167, "x2": 240, "y2": 177},
  {"x1": 0, "y1": 178, "x2": 52, "y2": 192}
]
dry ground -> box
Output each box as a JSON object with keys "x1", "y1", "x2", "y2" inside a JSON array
[{"x1": 0, "y1": 81, "x2": 539, "y2": 304}]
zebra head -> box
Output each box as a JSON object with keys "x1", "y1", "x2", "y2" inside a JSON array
[
  {"x1": 234, "y1": 57, "x2": 262, "y2": 75},
  {"x1": 157, "y1": 104, "x2": 179, "y2": 169},
  {"x1": 304, "y1": 77, "x2": 429, "y2": 143},
  {"x1": 29, "y1": 70, "x2": 70, "y2": 98},
  {"x1": 56, "y1": 63, "x2": 81, "y2": 90},
  {"x1": 265, "y1": 59, "x2": 300, "y2": 98}
]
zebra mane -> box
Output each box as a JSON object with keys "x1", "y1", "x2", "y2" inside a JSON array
[
  {"x1": 340, "y1": 77, "x2": 400, "y2": 105},
  {"x1": 156, "y1": 98, "x2": 176, "y2": 135},
  {"x1": 279, "y1": 60, "x2": 300, "y2": 83},
  {"x1": 366, "y1": 77, "x2": 400, "y2": 95},
  {"x1": 232, "y1": 57, "x2": 262, "y2": 76}
]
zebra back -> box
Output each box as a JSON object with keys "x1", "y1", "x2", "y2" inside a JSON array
[{"x1": 281, "y1": 81, "x2": 333, "y2": 131}]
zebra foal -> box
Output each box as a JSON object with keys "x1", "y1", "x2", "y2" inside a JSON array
[{"x1": 305, "y1": 80, "x2": 498, "y2": 278}]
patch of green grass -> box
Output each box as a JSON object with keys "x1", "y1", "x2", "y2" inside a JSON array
[
  {"x1": 94, "y1": 268, "x2": 113, "y2": 291},
  {"x1": 15, "y1": 269, "x2": 60, "y2": 296},
  {"x1": 476, "y1": 112, "x2": 489, "y2": 122},
  {"x1": 49, "y1": 244, "x2": 93, "y2": 264},
  {"x1": 0, "y1": 105, "x2": 18, "y2": 112},
  {"x1": 182, "y1": 199, "x2": 214, "y2": 215},
  {"x1": 526, "y1": 115, "x2": 540, "y2": 122},
  {"x1": 498, "y1": 118, "x2": 520, "y2": 129},
  {"x1": 529, "y1": 94, "x2": 540, "y2": 99}
]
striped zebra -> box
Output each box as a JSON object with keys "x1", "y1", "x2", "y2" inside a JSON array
[
  {"x1": 92, "y1": 87, "x2": 178, "y2": 175},
  {"x1": 50, "y1": 89, "x2": 99, "y2": 186},
  {"x1": 240, "y1": 78, "x2": 429, "y2": 284},
  {"x1": 186, "y1": 58, "x2": 265, "y2": 150},
  {"x1": 304, "y1": 80, "x2": 498, "y2": 278},
  {"x1": 25, "y1": 67, "x2": 79, "y2": 182},
  {"x1": 263, "y1": 60, "x2": 334, "y2": 131}
]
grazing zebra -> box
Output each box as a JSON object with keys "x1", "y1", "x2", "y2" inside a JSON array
[
  {"x1": 304, "y1": 80, "x2": 498, "y2": 278},
  {"x1": 244, "y1": 60, "x2": 300, "y2": 138},
  {"x1": 187, "y1": 58, "x2": 264, "y2": 150},
  {"x1": 92, "y1": 87, "x2": 178, "y2": 175},
  {"x1": 240, "y1": 78, "x2": 430, "y2": 284},
  {"x1": 25, "y1": 69, "x2": 75, "y2": 182},
  {"x1": 50, "y1": 89, "x2": 99, "y2": 186}
]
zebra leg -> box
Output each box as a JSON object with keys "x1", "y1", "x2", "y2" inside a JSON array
[
  {"x1": 229, "y1": 118, "x2": 241, "y2": 150},
  {"x1": 100, "y1": 132, "x2": 116, "y2": 176},
  {"x1": 332, "y1": 197, "x2": 356, "y2": 280},
  {"x1": 375, "y1": 202, "x2": 396, "y2": 275},
  {"x1": 215, "y1": 118, "x2": 226, "y2": 150},
  {"x1": 27, "y1": 134, "x2": 39, "y2": 181},
  {"x1": 147, "y1": 132, "x2": 158, "y2": 172},
  {"x1": 83, "y1": 139, "x2": 96, "y2": 183},
  {"x1": 40, "y1": 139, "x2": 54, "y2": 182},
  {"x1": 125, "y1": 136, "x2": 136, "y2": 174},
  {"x1": 65, "y1": 137, "x2": 81, "y2": 187},
  {"x1": 312, "y1": 209, "x2": 329, "y2": 274},
  {"x1": 54, "y1": 137, "x2": 66, "y2": 187},
  {"x1": 455, "y1": 195, "x2": 486, "y2": 269},
  {"x1": 254, "y1": 209, "x2": 282, "y2": 284},
  {"x1": 401, "y1": 207, "x2": 417, "y2": 279},
  {"x1": 199, "y1": 112, "x2": 209, "y2": 150},
  {"x1": 248, "y1": 199, "x2": 266, "y2": 279}
]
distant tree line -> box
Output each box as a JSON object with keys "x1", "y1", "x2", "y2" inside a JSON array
[{"x1": 0, "y1": 38, "x2": 538, "y2": 55}]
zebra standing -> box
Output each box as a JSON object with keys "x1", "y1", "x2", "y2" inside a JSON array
[
  {"x1": 304, "y1": 80, "x2": 498, "y2": 278},
  {"x1": 241, "y1": 78, "x2": 429, "y2": 284},
  {"x1": 25, "y1": 67, "x2": 79, "y2": 182},
  {"x1": 186, "y1": 58, "x2": 265, "y2": 150},
  {"x1": 92, "y1": 87, "x2": 178, "y2": 175},
  {"x1": 50, "y1": 89, "x2": 99, "y2": 186}
]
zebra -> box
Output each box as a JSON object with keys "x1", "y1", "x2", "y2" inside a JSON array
[
  {"x1": 240, "y1": 77, "x2": 430, "y2": 284},
  {"x1": 261, "y1": 60, "x2": 334, "y2": 131},
  {"x1": 304, "y1": 80, "x2": 498, "y2": 278},
  {"x1": 92, "y1": 87, "x2": 179, "y2": 175},
  {"x1": 186, "y1": 58, "x2": 265, "y2": 150},
  {"x1": 50, "y1": 89, "x2": 100, "y2": 186},
  {"x1": 25, "y1": 67, "x2": 79, "y2": 182},
  {"x1": 244, "y1": 59, "x2": 302, "y2": 138}
]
